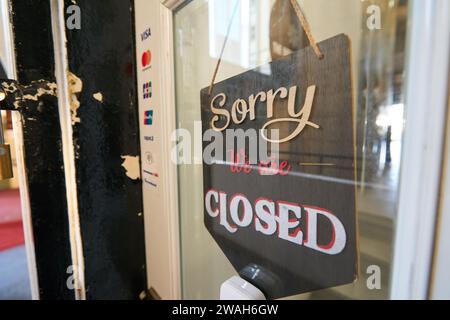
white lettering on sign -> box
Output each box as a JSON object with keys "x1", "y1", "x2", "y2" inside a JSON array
[
  {"x1": 303, "y1": 206, "x2": 346, "y2": 255},
  {"x1": 210, "y1": 85, "x2": 319, "y2": 143},
  {"x1": 205, "y1": 190, "x2": 346, "y2": 255}
]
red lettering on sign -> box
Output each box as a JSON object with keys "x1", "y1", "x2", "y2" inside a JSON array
[
  {"x1": 228, "y1": 150, "x2": 292, "y2": 176},
  {"x1": 229, "y1": 149, "x2": 252, "y2": 174}
]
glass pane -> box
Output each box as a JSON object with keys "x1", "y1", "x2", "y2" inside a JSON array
[{"x1": 174, "y1": 0, "x2": 408, "y2": 299}]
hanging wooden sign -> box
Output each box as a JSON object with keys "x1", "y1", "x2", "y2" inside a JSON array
[{"x1": 200, "y1": 34, "x2": 358, "y2": 299}]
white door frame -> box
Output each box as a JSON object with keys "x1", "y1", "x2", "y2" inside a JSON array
[
  {"x1": 137, "y1": 0, "x2": 184, "y2": 300},
  {"x1": 390, "y1": 0, "x2": 450, "y2": 300},
  {"x1": 430, "y1": 89, "x2": 450, "y2": 300},
  {"x1": 155, "y1": 0, "x2": 450, "y2": 300}
]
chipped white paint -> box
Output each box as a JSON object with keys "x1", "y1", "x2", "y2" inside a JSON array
[
  {"x1": 1, "y1": 81, "x2": 18, "y2": 93},
  {"x1": 68, "y1": 72, "x2": 82, "y2": 124},
  {"x1": 22, "y1": 82, "x2": 57, "y2": 101},
  {"x1": 1, "y1": 81, "x2": 21, "y2": 109},
  {"x1": 50, "y1": 0, "x2": 86, "y2": 300},
  {"x1": 121, "y1": 155, "x2": 141, "y2": 180},
  {"x1": 1, "y1": 80, "x2": 58, "y2": 110},
  {"x1": 93, "y1": 92, "x2": 103, "y2": 102}
]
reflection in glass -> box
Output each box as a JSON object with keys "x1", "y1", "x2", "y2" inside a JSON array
[{"x1": 174, "y1": 0, "x2": 409, "y2": 300}]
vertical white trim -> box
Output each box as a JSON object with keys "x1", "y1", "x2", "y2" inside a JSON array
[
  {"x1": 431, "y1": 91, "x2": 450, "y2": 300},
  {"x1": 11, "y1": 113, "x2": 40, "y2": 300},
  {"x1": 49, "y1": 0, "x2": 86, "y2": 300},
  {"x1": 1, "y1": 0, "x2": 40, "y2": 300},
  {"x1": 137, "y1": 0, "x2": 182, "y2": 300},
  {"x1": 391, "y1": 0, "x2": 450, "y2": 300},
  {"x1": 159, "y1": 3, "x2": 181, "y2": 299},
  {"x1": 208, "y1": 0, "x2": 216, "y2": 59}
]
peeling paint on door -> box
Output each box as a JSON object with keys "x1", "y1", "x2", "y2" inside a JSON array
[
  {"x1": 121, "y1": 155, "x2": 141, "y2": 180},
  {"x1": 93, "y1": 92, "x2": 103, "y2": 102},
  {"x1": 8, "y1": 0, "x2": 76, "y2": 300},
  {"x1": 68, "y1": 72, "x2": 82, "y2": 124},
  {"x1": 63, "y1": 0, "x2": 146, "y2": 299},
  {"x1": 1, "y1": 80, "x2": 58, "y2": 110},
  {"x1": 22, "y1": 81, "x2": 58, "y2": 101}
]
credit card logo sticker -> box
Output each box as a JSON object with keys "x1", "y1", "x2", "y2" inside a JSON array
[
  {"x1": 142, "y1": 50, "x2": 152, "y2": 70},
  {"x1": 141, "y1": 28, "x2": 151, "y2": 42},
  {"x1": 145, "y1": 152, "x2": 154, "y2": 165},
  {"x1": 144, "y1": 179, "x2": 157, "y2": 188},
  {"x1": 144, "y1": 169, "x2": 158, "y2": 188},
  {"x1": 144, "y1": 170, "x2": 159, "y2": 178},
  {"x1": 144, "y1": 110, "x2": 153, "y2": 126},
  {"x1": 143, "y1": 81, "x2": 152, "y2": 99}
]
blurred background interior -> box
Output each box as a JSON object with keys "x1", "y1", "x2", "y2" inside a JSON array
[
  {"x1": 0, "y1": 101, "x2": 31, "y2": 300},
  {"x1": 0, "y1": 18, "x2": 31, "y2": 298}
]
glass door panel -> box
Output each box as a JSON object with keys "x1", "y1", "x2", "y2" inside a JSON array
[{"x1": 174, "y1": 0, "x2": 409, "y2": 299}]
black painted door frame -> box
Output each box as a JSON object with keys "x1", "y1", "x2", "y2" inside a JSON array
[{"x1": 1, "y1": 0, "x2": 146, "y2": 300}]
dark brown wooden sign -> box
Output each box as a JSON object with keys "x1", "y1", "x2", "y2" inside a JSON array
[{"x1": 201, "y1": 34, "x2": 358, "y2": 299}]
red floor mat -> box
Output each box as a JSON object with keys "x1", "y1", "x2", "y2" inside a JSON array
[
  {"x1": 0, "y1": 221, "x2": 24, "y2": 252},
  {"x1": 0, "y1": 189, "x2": 24, "y2": 252}
]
